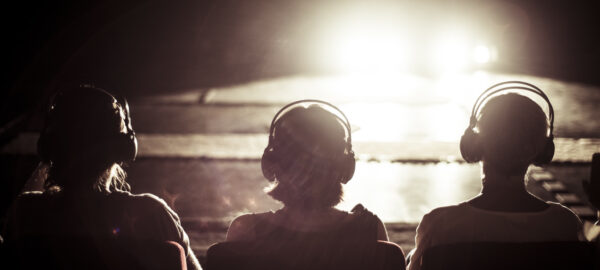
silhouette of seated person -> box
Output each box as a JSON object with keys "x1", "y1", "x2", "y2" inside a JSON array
[
  {"x1": 2, "y1": 86, "x2": 201, "y2": 269},
  {"x1": 226, "y1": 100, "x2": 389, "y2": 251},
  {"x1": 408, "y1": 82, "x2": 584, "y2": 270}
]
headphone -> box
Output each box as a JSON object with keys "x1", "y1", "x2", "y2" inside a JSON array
[
  {"x1": 37, "y1": 85, "x2": 138, "y2": 164},
  {"x1": 261, "y1": 99, "x2": 356, "y2": 183},
  {"x1": 460, "y1": 81, "x2": 555, "y2": 165}
]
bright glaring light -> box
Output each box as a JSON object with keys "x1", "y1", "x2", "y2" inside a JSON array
[
  {"x1": 432, "y1": 34, "x2": 469, "y2": 72},
  {"x1": 329, "y1": 24, "x2": 406, "y2": 73},
  {"x1": 338, "y1": 37, "x2": 404, "y2": 72},
  {"x1": 473, "y1": 45, "x2": 491, "y2": 64}
]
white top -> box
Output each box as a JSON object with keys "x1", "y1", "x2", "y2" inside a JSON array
[{"x1": 408, "y1": 201, "x2": 584, "y2": 270}]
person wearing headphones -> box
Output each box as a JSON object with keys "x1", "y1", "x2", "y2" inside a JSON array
[
  {"x1": 2, "y1": 86, "x2": 201, "y2": 269},
  {"x1": 226, "y1": 100, "x2": 388, "y2": 245},
  {"x1": 408, "y1": 82, "x2": 584, "y2": 270}
]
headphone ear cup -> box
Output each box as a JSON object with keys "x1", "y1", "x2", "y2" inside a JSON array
[
  {"x1": 128, "y1": 134, "x2": 138, "y2": 161},
  {"x1": 533, "y1": 137, "x2": 555, "y2": 165},
  {"x1": 112, "y1": 98, "x2": 138, "y2": 163},
  {"x1": 120, "y1": 97, "x2": 138, "y2": 162},
  {"x1": 460, "y1": 128, "x2": 483, "y2": 163},
  {"x1": 261, "y1": 148, "x2": 278, "y2": 182},
  {"x1": 112, "y1": 133, "x2": 138, "y2": 162},
  {"x1": 340, "y1": 150, "x2": 356, "y2": 184}
]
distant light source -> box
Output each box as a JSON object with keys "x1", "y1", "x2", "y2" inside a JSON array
[
  {"x1": 318, "y1": 16, "x2": 408, "y2": 74},
  {"x1": 334, "y1": 33, "x2": 406, "y2": 73},
  {"x1": 317, "y1": 14, "x2": 497, "y2": 74},
  {"x1": 473, "y1": 45, "x2": 491, "y2": 64},
  {"x1": 432, "y1": 34, "x2": 469, "y2": 72}
]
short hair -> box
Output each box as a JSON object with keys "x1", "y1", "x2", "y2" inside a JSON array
[
  {"x1": 266, "y1": 104, "x2": 349, "y2": 209},
  {"x1": 477, "y1": 93, "x2": 549, "y2": 173}
]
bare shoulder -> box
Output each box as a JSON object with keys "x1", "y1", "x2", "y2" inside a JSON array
[
  {"x1": 125, "y1": 192, "x2": 167, "y2": 207},
  {"x1": 424, "y1": 204, "x2": 464, "y2": 221},
  {"x1": 226, "y1": 213, "x2": 268, "y2": 241},
  {"x1": 350, "y1": 204, "x2": 388, "y2": 240},
  {"x1": 119, "y1": 192, "x2": 174, "y2": 214},
  {"x1": 112, "y1": 192, "x2": 183, "y2": 228},
  {"x1": 416, "y1": 204, "x2": 464, "y2": 235},
  {"x1": 229, "y1": 213, "x2": 262, "y2": 228},
  {"x1": 374, "y1": 215, "x2": 388, "y2": 241},
  {"x1": 546, "y1": 201, "x2": 583, "y2": 223}
]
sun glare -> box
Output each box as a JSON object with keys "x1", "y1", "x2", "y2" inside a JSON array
[
  {"x1": 332, "y1": 26, "x2": 407, "y2": 73},
  {"x1": 432, "y1": 34, "x2": 469, "y2": 72},
  {"x1": 473, "y1": 45, "x2": 491, "y2": 64},
  {"x1": 316, "y1": 12, "x2": 497, "y2": 74}
]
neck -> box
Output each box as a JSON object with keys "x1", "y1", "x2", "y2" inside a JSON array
[{"x1": 481, "y1": 163, "x2": 528, "y2": 195}]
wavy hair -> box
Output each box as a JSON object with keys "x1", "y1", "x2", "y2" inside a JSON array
[{"x1": 43, "y1": 162, "x2": 130, "y2": 194}]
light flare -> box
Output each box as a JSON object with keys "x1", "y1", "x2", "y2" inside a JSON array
[
  {"x1": 473, "y1": 45, "x2": 492, "y2": 64},
  {"x1": 432, "y1": 34, "x2": 470, "y2": 72}
]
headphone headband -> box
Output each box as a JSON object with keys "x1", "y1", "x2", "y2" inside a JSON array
[
  {"x1": 470, "y1": 81, "x2": 554, "y2": 136},
  {"x1": 269, "y1": 99, "x2": 352, "y2": 146},
  {"x1": 263, "y1": 99, "x2": 356, "y2": 183}
]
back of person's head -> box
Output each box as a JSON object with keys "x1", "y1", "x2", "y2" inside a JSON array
[
  {"x1": 264, "y1": 104, "x2": 353, "y2": 209},
  {"x1": 37, "y1": 85, "x2": 137, "y2": 193},
  {"x1": 477, "y1": 93, "x2": 549, "y2": 174}
]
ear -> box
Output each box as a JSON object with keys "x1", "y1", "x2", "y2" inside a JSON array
[{"x1": 522, "y1": 142, "x2": 541, "y2": 163}]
